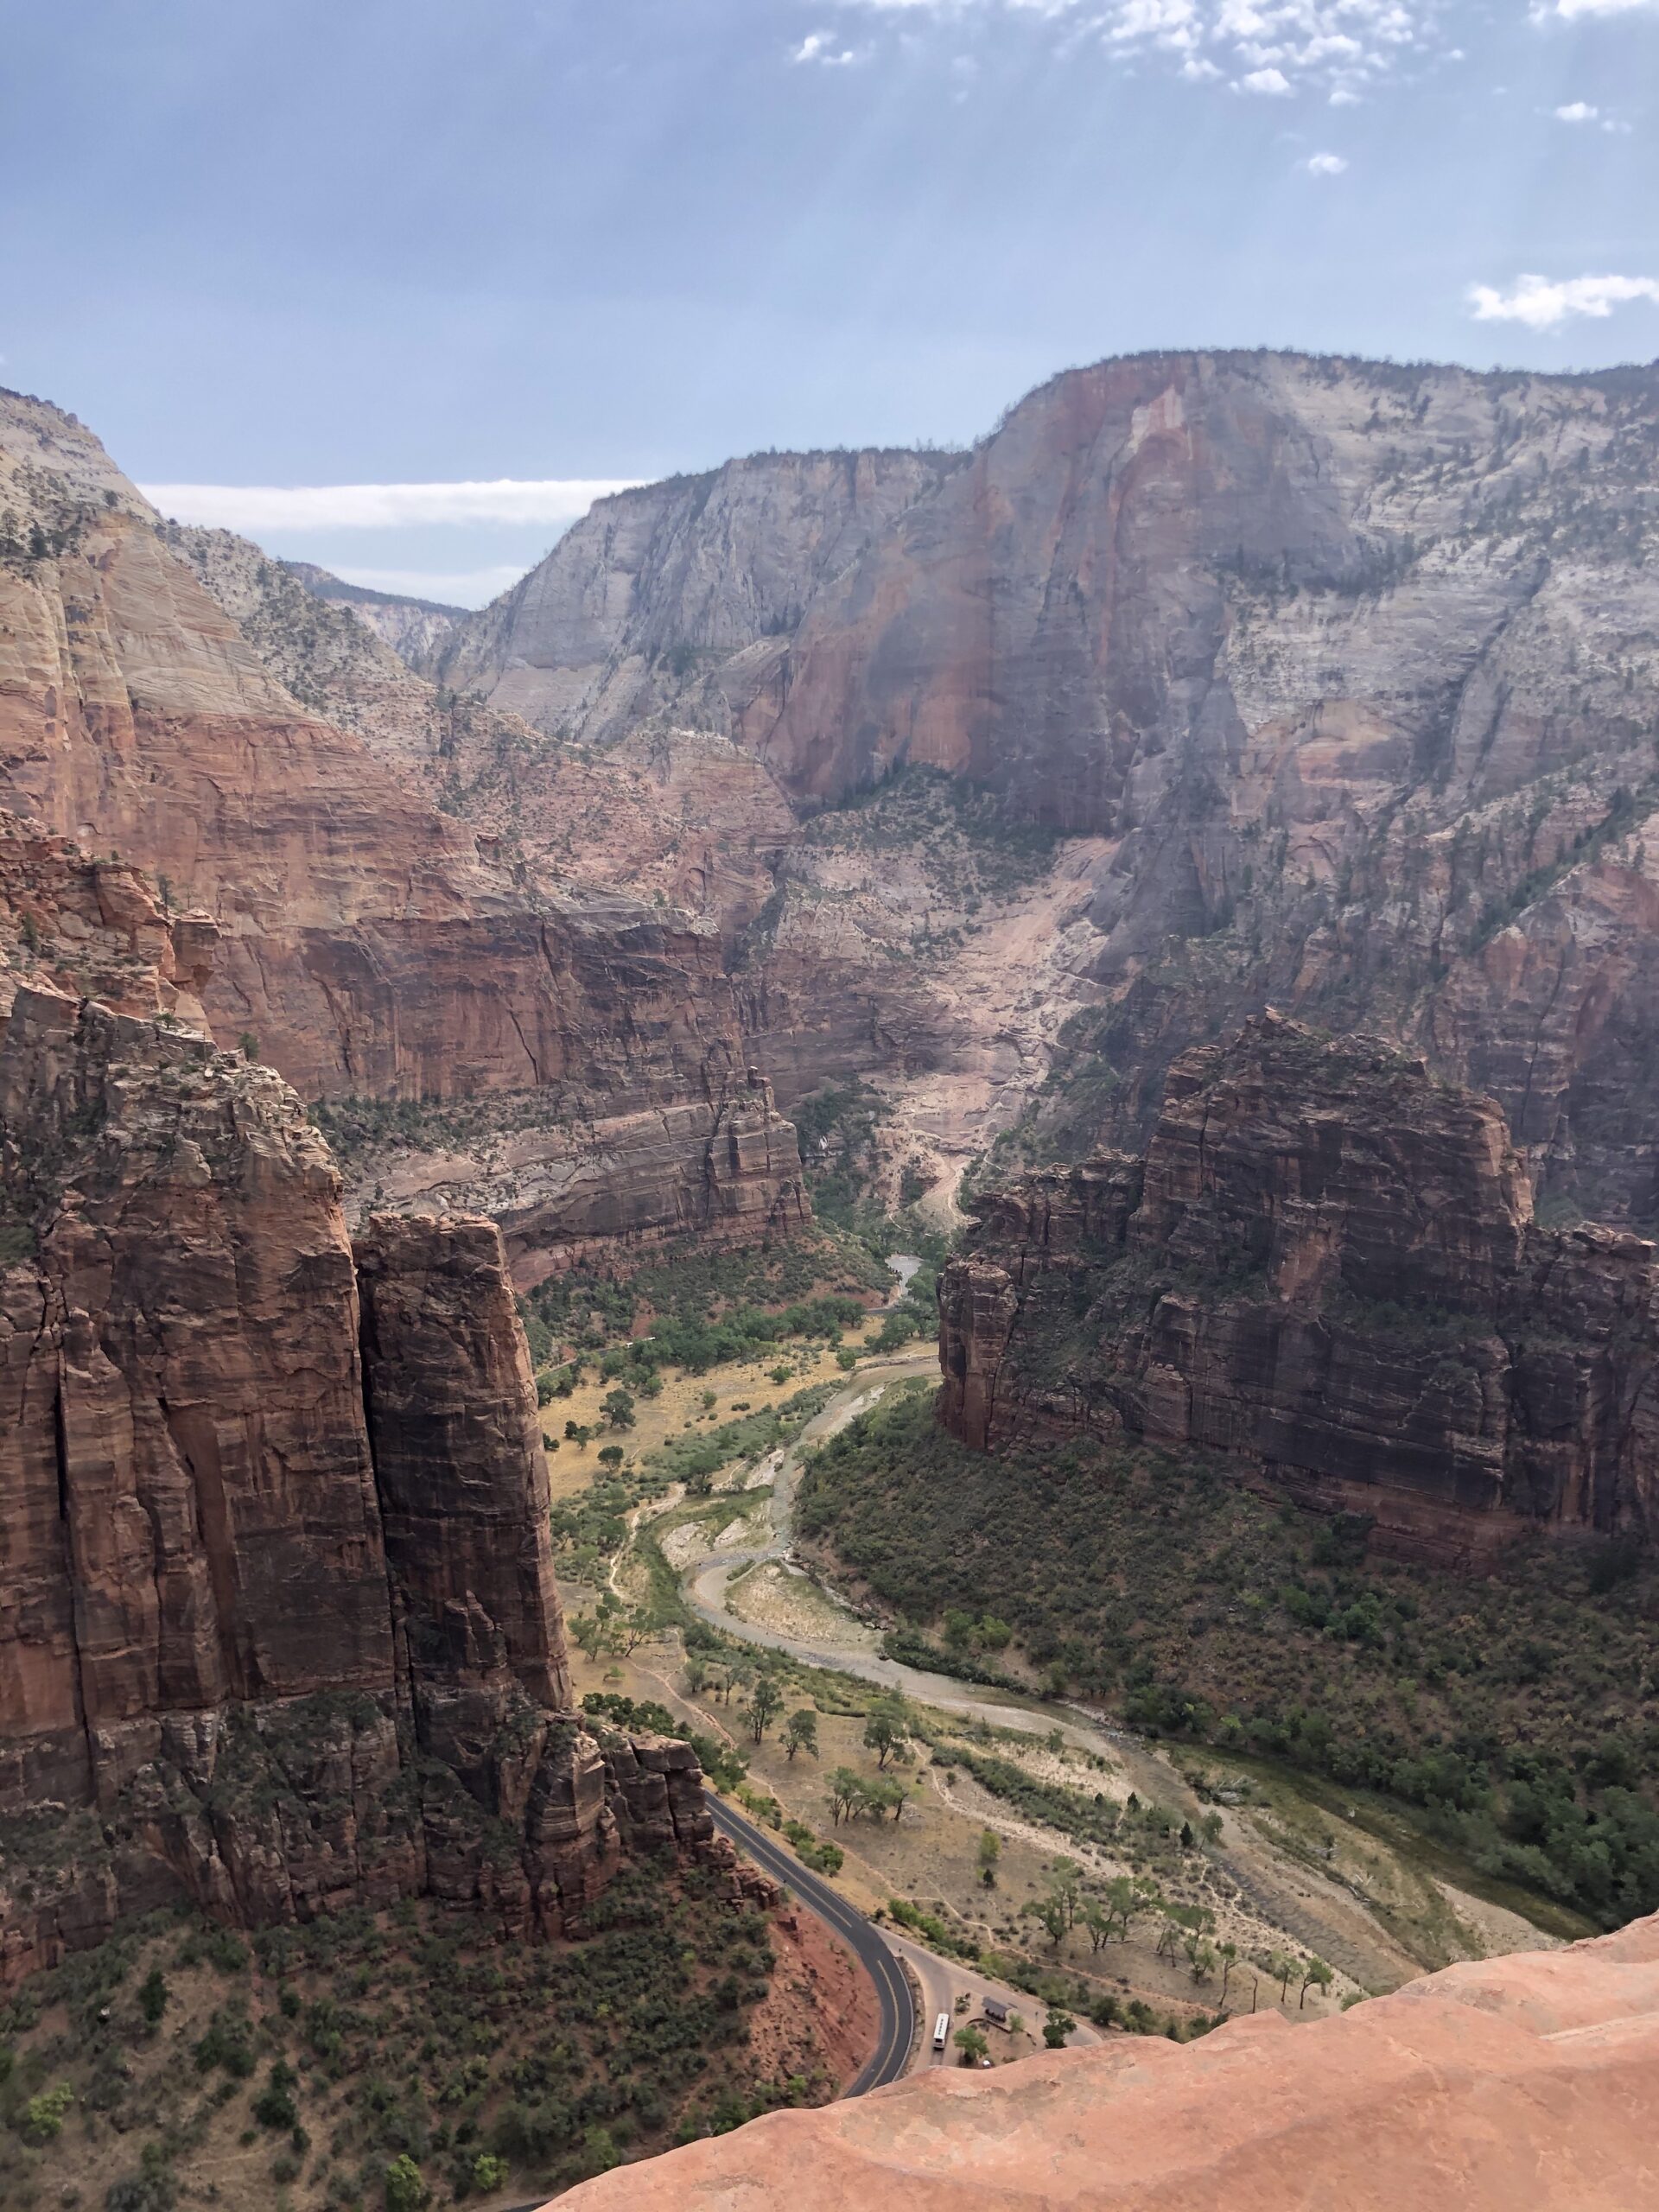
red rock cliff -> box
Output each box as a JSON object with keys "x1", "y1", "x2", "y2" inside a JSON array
[
  {"x1": 0, "y1": 391, "x2": 807, "y2": 1278},
  {"x1": 0, "y1": 982, "x2": 714, "y2": 1989},
  {"x1": 939, "y1": 1015, "x2": 1659, "y2": 1561}
]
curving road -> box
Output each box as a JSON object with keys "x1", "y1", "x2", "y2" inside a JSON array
[{"x1": 709, "y1": 1796, "x2": 916, "y2": 2093}]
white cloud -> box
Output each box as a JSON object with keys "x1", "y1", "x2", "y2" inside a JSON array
[
  {"x1": 1550, "y1": 0, "x2": 1657, "y2": 16},
  {"x1": 1554, "y1": 99, "x2": 1599, "y2": 119},
  {"x1": 793, "y1": 29, "x2": 863, "y2": 61},
  {"x1": 1329, "y1": 85, "x2": 1360, "y2": 101},
  {"x1": 824, "y1": 0, "x2": 1446, "y2": 93},
  {"x1": 1468, "y1": 272, "x2": 1659, "y2": 329},
  {"x1": 137, "y1": 479, "x2": 643, "y2": 531},
  {"x1": 1305, "y1": 149, "x2": 1348, "y2": 170},
  {"x1": 327, "y1": 564, "x2": 530, "y2": 610}
]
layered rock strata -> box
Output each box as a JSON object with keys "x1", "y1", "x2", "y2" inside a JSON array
[
  {"x1": 0, "y1": 391, "x2": 808, "y2": 1276},
  {"x1": 0, "y1": 984, "x2": 714, "y2": 1989},
  {"x1": 420, "y1": 353, "x2": 1659, "y2": 1222},
  {"x1": 939, "y1": 1014, "x2": 1659, "y2": 1561},
  {"x1": 552, "y1": 1911, "x2": 1659, "y2": 2212}
]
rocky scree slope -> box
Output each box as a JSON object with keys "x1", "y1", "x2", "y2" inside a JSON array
[
  {"x1": 0, "y1": 973, "x2": 727, "y2": 1992},
  {"x1": 552, "y1": 1910, "x2": 1659, "y2": 2212},
  {"x1": 0, "y1": 391, "x2": 807, "y2": 1277},
  {"x1": 422, "y1": 353, "x2": 1659, "y2": 1225},
  {"x1": 940, "y1": 1013, "x2": 1659, "y2": 1564}
]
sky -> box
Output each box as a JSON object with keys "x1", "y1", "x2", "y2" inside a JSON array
[{"x1": 2, "y1": 0, "x2": 1656, "y2": 606}]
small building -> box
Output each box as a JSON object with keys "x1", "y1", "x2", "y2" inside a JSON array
[{"x1": 982, "y1": 1998, "x2": 1011, "y2": 2029}]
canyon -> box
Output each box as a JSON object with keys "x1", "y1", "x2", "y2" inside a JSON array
[
  {"x1": 375, "y1": 351, "x2": 1659, "y2": 1226},
  {"x1": 3, "y1": 342, "x2": 1659, "y2": 2201},
  {"x1": 0, "y1": 390, "x2": 808, "y2": 1282}
]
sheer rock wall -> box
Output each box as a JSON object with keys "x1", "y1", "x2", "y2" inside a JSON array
[
  {"x1": 938, "y1": 1014, "x2": 1659, "y2": 1563},
  {"x1": 0, "y1": 983, "x2": 713, "y2": 1990}
]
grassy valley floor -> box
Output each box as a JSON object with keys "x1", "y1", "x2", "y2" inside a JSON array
[{"x1": 797, "y1": 1387, "x2": 1658, "y2": 1934}]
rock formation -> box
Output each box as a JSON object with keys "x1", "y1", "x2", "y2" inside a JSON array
[
  {"x1": 0, "y1": 390, "x2": 808, "y2": 1278},
  {"x1": 550, "y1": 1910, "x2": 1659, "y2": 2212},
  {"x1": 417, "y1": 353, "x2": 1659, "y2": 1223},
  {"x1": 0, "y1": 979, "x2": 715, "y2": 1990},
  {"x1": 939, "y1": 1015, "x2": 1659, "y2": 1562},
  {"x1": 282, "y1": 558, "x2": 466, "y2": 665},
  {"x1": 423, "y1": 448, "x2": 963, "y2": 741}
]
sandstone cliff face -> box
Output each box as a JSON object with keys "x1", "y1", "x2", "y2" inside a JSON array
[
  {"x1": 0, "y1": 391, "x2": 808, "y2": 1277},
  {"x1": 0, "y1": 808, "x2": 217, "y2": 1035},
  {"x1": 428, "y1": 448, "x2": 963, "y2": 741},
  {"x1": 410, "y1": 353, "x2": 1659, "y2": 1224},
  {"x1": 552, "y1": 1911, "x2": 1659, "y2": 2212},
  {"x1": 0, "y1": 983, "x2": 713, "y2": 1989},
  {"x1": 939, "y1": 1016, "x2": 1659, "y2": 1561}
]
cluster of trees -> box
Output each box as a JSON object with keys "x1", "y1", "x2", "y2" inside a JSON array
[
  {"x1": 827, "y1": 1769, "x2": 909, "y2": 1825},
  {"x1": 569, "y1": 1592, "x2": 652, "y2": 1662},
  {"x1": 1014, "y1": 1859, "x2": 1335, "y2": 2011},
  {"x1": 799, "y1": 1389, "x2": 1659, "y2": 1929},
  {"x1": 524, "y1": 1236, "x2": 879, "y2": 1381}
]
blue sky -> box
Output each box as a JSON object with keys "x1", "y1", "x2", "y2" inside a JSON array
[{"x1": 3, "y1": 0, "x2": 1655, "y2": 604}]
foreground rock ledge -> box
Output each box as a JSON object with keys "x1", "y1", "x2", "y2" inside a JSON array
[{"x1": 550, "y1": 1912, "x2": 1659, "y2": 2210}]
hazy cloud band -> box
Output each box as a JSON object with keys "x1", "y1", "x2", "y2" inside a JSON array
[{"x1": 138, "y1": 478, "x2": 645, "y2": 531}]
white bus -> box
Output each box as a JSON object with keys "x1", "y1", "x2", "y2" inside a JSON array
[{"x1": 933, "y1": 2012, "x2": 950, "y2": 2053}]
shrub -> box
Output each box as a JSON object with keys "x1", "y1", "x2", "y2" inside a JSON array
[{"x1": 22, "y1": 2082, "x2": 73, "y2": 2142}]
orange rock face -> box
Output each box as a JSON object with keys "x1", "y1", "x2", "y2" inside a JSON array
[
  {"x1": 0, "y1": 392, "x2": 807, "y2": 1278},
  {"x1": 0, "y1": 981, "x2": 715, "y2": 1988},
  {"x1": 938, "y1": 1015, "x2": 1659, "y2": 1559},
  {"x1": 551, "y1": 1912, "x2": 1659, "y2": 2211}
]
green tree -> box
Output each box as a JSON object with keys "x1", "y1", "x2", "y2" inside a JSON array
[
  {"x1": 252, "y1": 2059, "x2": 299, "y2": 2131},
  {"x1": 748, "y1": 1673, "x2": 785, "y2": 1744},
  {"x1": 954, "y1": 2024, "x2": 989, "y2": 2066},
  {"x1": 862, "y1": 1694, "x2": 910, "y2": 1770},
  {"x1": 1043, "y1": 2009, "x2": 1076, "y2": 2050},
  {"x1": 472, "y1": 2154, "x2": 508, "y2": 2191},
  {"x1": 138, "y1": 1965, "x2": 168, "y2": 2025},
  {"x1": 827, "y1": 1767, "x2": 863, "y2": 1826},
  {"x1": 1048, "y1": 1858, "x2": 1084, "y2": 1929},
  {"x1": 977, "y1": 1828, "x2": 1001, "y2": 1886},
  {"x1": 1217, "y1": 1940, "x2": 1239, "y2": 2008},
  {"x1": 1185, "y1": 1935, "x2": 1218, "y2": 1983},
  {"x1": 783, "y1": 1708, "x2": 820, "y2": 1761},
  {"x1": 1021, "y1": 1892, "x2": 1068, "y2": 1949},
  {"x1": 384, "y1": 2153, "x2": 426, "y2": 2212},
  {"x1": 569, "y1": 1611, "x2": 607, "y2": 1662},
  {"x1": 601, "y1": 1386, "x2": 636, "y2": 1430},
  {"x1": 596, "y1": 1443, "x2": 626, "y2": 1471},
  {"x1": 1301, "y1": 1957, "x2": 1335, "y2": 2008}
]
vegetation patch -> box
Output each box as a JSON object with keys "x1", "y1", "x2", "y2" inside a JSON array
[
  {"x1": 0, "y1": 1866, "x2": 821, "y2": 2212},
  {"x1": 798, "y1": 1388, "x2": 1659, "y2": 1929}
]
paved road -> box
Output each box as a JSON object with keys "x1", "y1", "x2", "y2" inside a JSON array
[{"x1": 709, "y1": 1796, "x2": 916, "y2": 2093}]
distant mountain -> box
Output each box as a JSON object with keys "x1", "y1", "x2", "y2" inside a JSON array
[
  {"x1": 425, "y1": 348, "x2": 1659, "y2": 1224},
  {"x1": 282, "y1": 556, "x2": 467, "y2": 661}
]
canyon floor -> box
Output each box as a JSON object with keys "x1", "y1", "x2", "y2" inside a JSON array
[{"x1": 551, "y1": 1349, "x2": 1577, "y2": 2086}]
